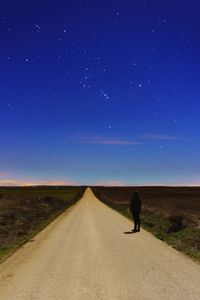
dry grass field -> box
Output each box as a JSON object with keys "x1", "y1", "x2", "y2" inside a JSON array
[
  {"x1": 92, "y1": 186, "x2": 200, "y2": 262},
  {"x1": 0, "y1": 186, "x2": 86, "y2": 261}
]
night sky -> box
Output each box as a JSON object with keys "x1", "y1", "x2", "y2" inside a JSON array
[{"x1": 1, "y1": 0, "x2": 200, "y2": 186}]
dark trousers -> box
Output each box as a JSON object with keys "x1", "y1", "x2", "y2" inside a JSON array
[{"x1": 132, "y1": 213, "x2": 140, "y2": 231}]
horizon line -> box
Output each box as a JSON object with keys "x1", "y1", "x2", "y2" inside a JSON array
[{"x1": 1, "y1": 184, "x2": 200, "y2": 188}]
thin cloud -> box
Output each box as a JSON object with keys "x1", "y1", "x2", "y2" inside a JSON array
[
  {"x1": 45, "y1": 180, "x2": 79, "y2": 186},
  {"x1": 95, "y1": 180, "x2": 125, "y2": 186},
  {"x1": 0, "y1": 171, "x2": 13, "y2": 177},
  {"x1": 0, "y1": 180, "x2": 20, "y2": 186},
  {"x1": 78, "y1": 137, "x2": 142, "y2": 145},
  {"x1": 143, "y1": 133, "x2": 181, "y2": 141},
  {"x1": 0, "y1": 179, "x2": 79, "y2": 186}
]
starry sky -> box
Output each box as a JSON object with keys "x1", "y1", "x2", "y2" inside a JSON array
[{"x1": 1, "y1": 0, "x2": 200, "y2": 186}]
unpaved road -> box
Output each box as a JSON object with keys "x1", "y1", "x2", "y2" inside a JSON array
[{"x1": 0, "y1": 188, "x2": 200, "y2": 299}]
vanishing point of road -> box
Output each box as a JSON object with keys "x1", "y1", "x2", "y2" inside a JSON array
[{"x1": 0, "y1": 188, "x2": 200, "y2": 299}]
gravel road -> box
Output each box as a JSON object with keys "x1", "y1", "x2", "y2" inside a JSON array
[{"x1": 0, "y1": 188, "x2": 200, "y2": 299}]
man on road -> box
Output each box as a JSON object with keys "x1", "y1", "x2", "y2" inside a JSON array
[{"x1": 129, "y1": 190, "x2": 142, "y2": 232}]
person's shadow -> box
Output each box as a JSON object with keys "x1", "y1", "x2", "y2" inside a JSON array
[{"x1": 123, "y1": 231, "x2": 137, "y2": 234}]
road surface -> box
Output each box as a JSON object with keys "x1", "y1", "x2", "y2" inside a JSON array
[{"x1": 0, "y1": 188, "x2": 200, "y2": 299}]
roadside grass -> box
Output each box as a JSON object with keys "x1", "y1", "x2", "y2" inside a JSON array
[
  {"x1": 92, "y1": 187, "x2": 200, "y2": 263},
  {"x1": 0, "y1": 186, "x2": 86, "y2": 262},
  {"x1": 141, "y1": 213, "x2": 200, "y2": 261}
]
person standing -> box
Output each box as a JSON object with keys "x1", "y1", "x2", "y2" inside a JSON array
[{"x1": 129, "y1": 190, "x2": 142, "y2": 232}]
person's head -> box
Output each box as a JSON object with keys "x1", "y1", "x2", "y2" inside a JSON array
[{"x1": 134, "y1": 190, "x2": 139, "y2": 197}]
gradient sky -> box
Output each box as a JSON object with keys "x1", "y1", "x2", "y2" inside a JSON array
[{"x1": 1, "y1": 0, "x2": 200, "y2": 186}]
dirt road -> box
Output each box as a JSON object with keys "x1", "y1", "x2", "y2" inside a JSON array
[{"x1": 0, "y1": 188, "x2": 200, "y2": 299}]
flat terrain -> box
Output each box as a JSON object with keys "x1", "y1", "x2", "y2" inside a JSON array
[
  {"x1": 0, "y1": 186, "x2": 85, "y2": 261},
  {"x1": 92, "y1": 186, "x2": 200, "y2": 225},
  {"x1": 0, "y1": 188, "x2": 200, "y2": 299},
  {"x1": 92, "y1": 186, "x2": 200, "y2": 261}
]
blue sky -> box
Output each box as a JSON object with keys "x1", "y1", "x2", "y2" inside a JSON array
[{"x1": 0, "y1": 0, "x2": 200, "y2": 186}]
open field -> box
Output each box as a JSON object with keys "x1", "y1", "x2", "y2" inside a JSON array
[
  {"x1": 0, "y1": 186, "x2": 86, "y2": 262},
  {"x1": 91, "y1": 186, "x2": 200, "y2": 262},
  {"x1": 0, "y1": 188, "x2": 200, "y2": 299}
]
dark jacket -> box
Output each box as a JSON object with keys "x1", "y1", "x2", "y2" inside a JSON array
[{"x1": 130, "y1": 193, "x2": 142, "y2": 215}]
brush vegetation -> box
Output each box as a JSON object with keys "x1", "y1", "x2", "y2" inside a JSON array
[
  {"x1": 0, "y1": 186, "x2": 86, "y2": 262},
  {"x1": 92, "y1": 186, "x2": 200, "y2": 263}
]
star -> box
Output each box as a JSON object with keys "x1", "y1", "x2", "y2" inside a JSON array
[
  {"x1": 131, "y1": 62, "x2": 136, "y2": 67},
  {"x1": 35, "y1": 24, "x2": 41, "y2": 33}
]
